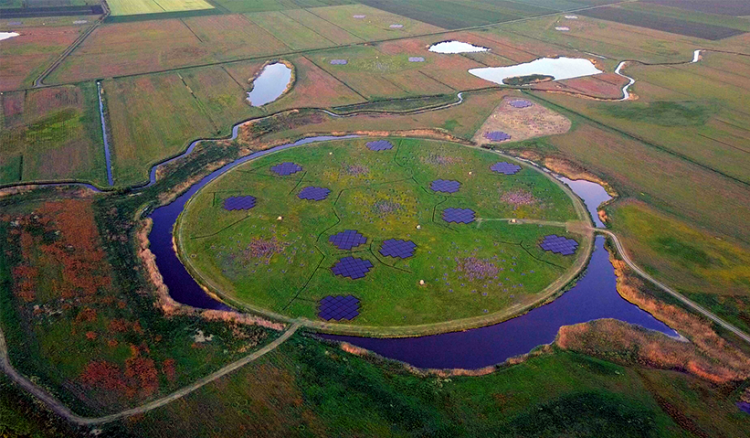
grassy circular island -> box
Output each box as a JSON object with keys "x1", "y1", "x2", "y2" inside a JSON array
[{"x1": 176, "y1": 138, "x2": 592, "y2": 335}]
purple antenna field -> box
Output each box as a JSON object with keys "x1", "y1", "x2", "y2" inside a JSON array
[
  {"x1": 223, "y1": 196, "x2": 257, "y2": 211},
  {"x1": 539, "y1": 234, "x2": 579, "y2": 256},
  {"x1": 379, "y1": 239, "x2": 417, "y2": 259},
  {"x1": 509, "y1": 99, "x2": 533, "y2": 108},
  {"x1": 490, "y1": 161, "x2": 521, "y2": 175},
  {"x1": 270, "y1": 162, "x2": 303, "y2": 176},
  {"x1": 430, "y1": 179, "x2": 461, "y2": 193},
  {"x1": 366, "y1": 140, "x2": 394, "y2": 151},
  {"x1": 331, "y1": 257, "x2": 374, "y2": 279},
  {"x1": 329, "y1": 230, "x2": 368, "y2": 250},
  {"x1": 318, "y1": 295, "x2": 361, "y2": 321},
  {"x1": 484, "y1": 131, "x2": 512, "y2": 142},
  {"x1": 298, "y1": 186, "x2": 331, "y2": 201},
  {"x1": 442, "y1": 208, "x2": 475, "y2": 224}
]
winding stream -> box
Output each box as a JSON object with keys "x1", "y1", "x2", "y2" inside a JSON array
[{"x1": 615, "y1": 49, "x2": 702, "y2": 101}]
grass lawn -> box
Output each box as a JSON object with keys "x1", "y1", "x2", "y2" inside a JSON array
[
  {"x1": 177, "y1": 138, "x2": 583, "y2": 327},
  {"x1": 108, "y1": 0, "x2": 215, "y2": 16}
]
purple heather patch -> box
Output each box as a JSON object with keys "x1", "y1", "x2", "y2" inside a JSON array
[
  {"x1": 372, "y1": 200, "x2": 402, "y2": 215},
  {"x1": 458, "y1": 257, "x2": 499, "y2": 281},
  {"x1": 501, "y1": 189, "x2": 536, "y2": 206},
  {"x1": 345, "y1": 164, "x2": 369, "y2": 175},
  {"x1": 243, "y1": 237, "x2": 286, "y2": 264}
]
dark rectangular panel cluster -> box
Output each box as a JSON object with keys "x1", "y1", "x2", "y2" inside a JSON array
[
  {"x1": 484, "y1": 131, "x2": 512, "y2": 142},
  {"x1": 379, "y1": 239, "x2": 417, "y2": 259},
  {"x1": 223, "y1": 196, "x2": 257, "y2": 211},
  {"x1": 509, "y1": 99, "x2": 533, "y2": 108},
  {"x1": 539, "y1": 234, "x2": 579, "y2": 256},
  {"x1": 330, "y1": 59, "x2": 348, "y2": 65},
  {"x1": 270, "y1": 162, "x2": 303, "y2": 176},
  {"x1": 331, "y1": 257, "x2": 374, "y2": 279},
  {"x1": 367, "y1": 140, "x2": 394, "y2": 151},
  {"x1": 408, "y1": 57, "x2": 425, "y2": 62},
  {"x1": 443, "y1": 208, "x2": 475, "y2": 224},
  {"x1": 430, "y1": 179, "x2": 461, "y2": 193},
  {"x1": 329, "y1": 230, "x2": 368, "y2": 250},
  {"x1": 490, "y1": 161, "x2": 521, "y2": 175},
  {"x1": 298, "y1": 186, "x2": 331, "y2": 201},
  {"x1": 318, "y1": 295, "x2": 361, "y2": 321}
]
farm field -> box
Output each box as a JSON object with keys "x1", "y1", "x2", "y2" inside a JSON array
[
  {"x1": 107, "y1": 0, "x2": 215, "y2": 17},
  {"x1": 0, "y1": 24, "x2": 87, "y2": 91},
  {"x1": 0, "y1": 83, "x2": 107, "y2": 186}
]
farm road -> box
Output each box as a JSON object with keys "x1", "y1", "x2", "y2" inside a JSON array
[{"x1": 0, "y1": 320, "x2": 300, "y2": 426}]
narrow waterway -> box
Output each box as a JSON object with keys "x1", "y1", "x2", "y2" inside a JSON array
[{"x1": 96, "y1": 81, "x2": 114, "y2": 186}]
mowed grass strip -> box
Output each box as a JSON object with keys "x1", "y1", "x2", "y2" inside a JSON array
[
  {"x1": 245, "y1": 10, "x2": 335, "y2": 50},
  {"x1": 105, "y1": 73, "x2": 216, "y2": 186},
  {"x1": 108, "y1": 0, "x2": 215, "y2": 16},
  {"x1": 0, "y1": 84, "x2": 107, "y2": 186}
]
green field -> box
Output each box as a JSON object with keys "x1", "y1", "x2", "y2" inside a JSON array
[
  {"x1": 0, "y1": 83, "x2": 107, "y2": 186},
  {"x1": 108, "y1": 0, "x2": 215, "y2": 16},
  {"x1": 178, "y1": 138, "x2": 584, "y2": 327}
]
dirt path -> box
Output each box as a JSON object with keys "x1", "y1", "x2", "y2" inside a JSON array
[
  {"x1": 0, "y1": 321, "x2": 300, "y2": 426},
  {"x1": 596, "y1": 229, "x2": 750, "y2": 344}
]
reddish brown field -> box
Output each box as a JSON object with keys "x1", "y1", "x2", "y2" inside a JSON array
[
  {"x1": 532, "y1": 73, "x2": 628, "y2": 99},
  {"x1": 0, "y1": 26, "x2": 83, "y2": 91}
]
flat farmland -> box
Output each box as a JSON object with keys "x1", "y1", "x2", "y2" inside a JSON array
[
  {"x1": 108, "y1": 0, "x2": 214, "y2": 16},
  {"x1": 642, "y1": 0, "x2": 750, "y2": 17},
  {"x1": 47, "y1": 15, "x2": 292, "y2": 83},
  {"x1": 306, "y1": 4, "x2": 444, "y2": 41},
  {"x1": 531, "y1": 72, "x2": 628, "y2": 99},
  {"x1": 210, "y1": 0, "x2": 352, "y2": 14},
  {"x1": 357, "y1": 0, "x2": 550, "y2": 29},
  {"x1": 264, "y1": 55, "x2": 365, "y2": 111},
  {"x1": 578, "y1": 6, "x2": 746, "y2": 40},
  {"x1": 0, "y1": 84, "x2": 106, "y2": 185},
  {"x1": 621, "y1": 2, "x2": 750, "y2": 32},
  {"x1": 0, "y1": 25, "x2": 85, "y2": 91},
  {"x1": 500, "y1": 14, "x2": 701, "y2": 64},
  {"x1": 46, "y1": 19, "x2": 210, "y2": 83},
  {"x1": 179, "y1": 65, "x2": 263, "y2": 134},
  {"x1": 282, "y1": 7, "x2": 363, "y2": 44},
  {"x1": 104, "y1": 73, "x2": 216, "y2": 186},
  {"x1": 245, "y1": 10, "x2": 335, "y2": 50}
]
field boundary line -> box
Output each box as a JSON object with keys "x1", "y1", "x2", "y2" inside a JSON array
[
  {"x1": 32, "y1": 1, "x2": 637, "y2": 90},
  {"x1": 0, "y1": 320, "x2": 300, "y2": 426},
  {"x1": 596, "y1": 229, "x2": 750, "y2": 345}
]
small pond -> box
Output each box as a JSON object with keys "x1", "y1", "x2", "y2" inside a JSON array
[
  {"x1": 556, "y1": 176, "x2": 612, "y2": 228},
  {"x1": 0, "y1": 32, "x2": 19, "y2": 41},
  {"x1": 469, "y1": 57, "x2": 602, "y2": 85},
  {"x1": 247, "y1": 62, "x2": 292, "y2": 107},
  {"x1": 429, "y1": 40, "x2": 489, "y2": 54}
]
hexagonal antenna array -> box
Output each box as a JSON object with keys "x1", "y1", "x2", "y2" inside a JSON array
[
  {"x1": 539, "y1": 234, "x2": 579, "y2": 256},
  {"x1": 270, "y1": 162, "x2": 302, "y2": 176},
  {"x1": 331, "y1": 256, "x2": 374, "y2": 279},
  {"x1": 430, "y1": 179, "x2": 461, "y2": 193},
  {"x1": 366, "y1": 140, "x2": 394, "y2": 151},
  {"x1": 329, "y1": 230, "x2": 368, "y2": 250},
  {"x1": 509, "y1": 99, "x2": 533, "y2": 108},
  {"x1": 408, "y1": 57, "x2": 425, "y2": 62},
  {"x1": 318, "y1": 295, "x2": 360, "y2": 320},
  {"x1": 390, "y1": 24, "x2": 403, "y2": 28},
  {"x1": 442, "y1": 208, "x2": 475, "y2": 224},
  {"x1": 484, "y1": 131, "x2": 512, "y2": 142},
  {"x1": 353, "y1": 14, "x2": 366, "y2": 19},
  {"x1": 223, "y1": 196, "x2": 257, "y2": 211},
  {"x1": 490, "y1": 161, "x2": 521, "y2": 175},
  {"x1": 330, "y1": 59, "x2": 348, "y2": 65},
  {"x1": 298, "y1": 186, "x2": 331, "y2": 201},
  {"x1": 379, "y1": 239, "x2": 417, "y2": 259}
]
